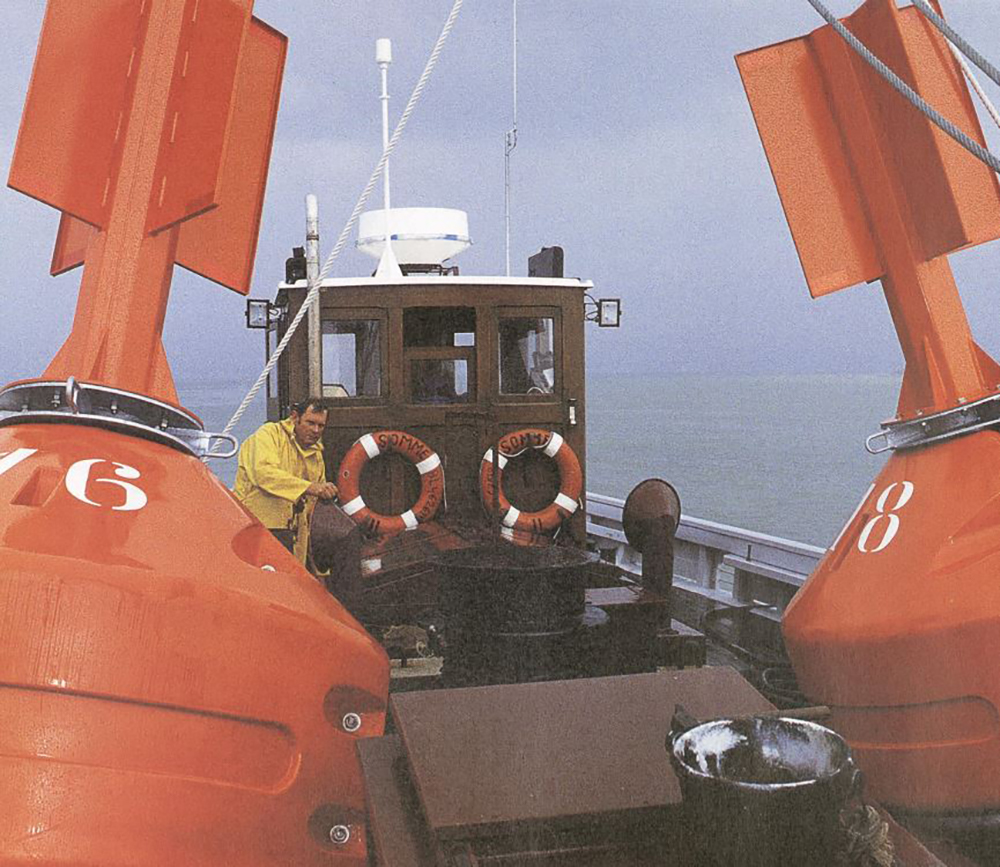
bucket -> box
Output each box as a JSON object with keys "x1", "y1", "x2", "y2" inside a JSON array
[{"x1": 669, "y1": 715, "x2": 861, "y2": 866}]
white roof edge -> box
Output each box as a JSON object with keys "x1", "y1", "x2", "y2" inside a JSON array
[{"x1": 278, "y1": 275, "x2": 594, "y2": 290}]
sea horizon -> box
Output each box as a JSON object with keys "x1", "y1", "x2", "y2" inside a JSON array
[{"x1": 181, "y1": 371, "x2": 900, "y2": 549}]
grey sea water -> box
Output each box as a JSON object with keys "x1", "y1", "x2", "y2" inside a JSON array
[{"x1": 181, "y1": 373, "x2": 899, "y2": 549}]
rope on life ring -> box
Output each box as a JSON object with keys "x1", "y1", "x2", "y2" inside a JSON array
[
  {"x1": 479, "y1": 428, "x2": 583, "y2": 535},
  {"x1": 338, "y1": 430, "x2": 444, "y2": 535}
]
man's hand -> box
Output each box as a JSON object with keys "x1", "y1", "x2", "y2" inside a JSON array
[{"x1": 306, "y1": 481, "x2": 338, "y2": 500}]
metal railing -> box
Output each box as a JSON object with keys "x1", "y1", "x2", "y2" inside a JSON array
[{"x1": 586, "y1": 492, "x2": 827, "y2": 619}]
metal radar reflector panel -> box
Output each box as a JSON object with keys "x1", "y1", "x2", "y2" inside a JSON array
[
  {"x1": 738, "y1": 0, "x2": 1000, "y2": 817},
  {"x1": 0, "y1": 2, "x2": 390, "y2": 864}
]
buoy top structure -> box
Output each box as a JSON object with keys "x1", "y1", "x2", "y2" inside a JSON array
[
  {"x1": 0, "y1": 2, "x2": 389, "y2": 865},
  {"x1": 9, "y1": 0, "x2": 285, "y2": 406},
  {"x1": 739, "y1": 0, "x2": 1000, "y2": 819}
]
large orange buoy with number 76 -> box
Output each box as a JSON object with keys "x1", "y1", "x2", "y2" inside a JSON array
[{"x1": 0, "y1": 2, "x2": 389, "y2": 865}]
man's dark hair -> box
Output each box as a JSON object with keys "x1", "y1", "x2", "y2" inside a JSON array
[{"x1": 290, "y1": 397, "x2": 328, "y2": 416}]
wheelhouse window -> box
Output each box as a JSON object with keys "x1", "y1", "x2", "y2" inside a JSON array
[
  {"x1": 322, "y1": 319, "x2": 381, "y2": 397},
  {"x1": 403, "y1": 307, "x2": 476, "y2": 404},
  {"x1": 410, "y1": 358, "x2": 470, "y2": 404},
  {"x1": 499, "y1": 316, "x2": 556, "y2": 394}
]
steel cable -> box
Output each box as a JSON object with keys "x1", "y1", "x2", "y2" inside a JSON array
[
  {"x1": 910, "y1": 0, "x2": 1000, "y2": 90},
  {"x1": 213, "y1": 0, "x2": 466, "y2": 452},
  {"x1": 804, "y1": 0, "x2": 1000, "y2": 174}
]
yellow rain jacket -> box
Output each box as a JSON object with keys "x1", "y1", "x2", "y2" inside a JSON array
[{"x1": 233, "y1": 418, "x2": 326, "y2": 563}]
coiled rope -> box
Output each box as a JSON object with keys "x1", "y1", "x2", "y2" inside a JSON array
[
  {"x1": 805, "y1": 0, "x2": 1000, "y2": 174},
  {"x1": 837, "y1": 804, "x2": 895, "y2": 867},
  {"x1": 214, "y1": 0, "x2": 465, "y2": 450}
]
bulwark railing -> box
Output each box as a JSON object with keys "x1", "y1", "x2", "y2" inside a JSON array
[{"x1": 585, "y1": 492, "x2": 826, "y2": 617}]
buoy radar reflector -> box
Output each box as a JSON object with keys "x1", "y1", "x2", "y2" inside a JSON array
[{"x1": 358, "y1": 207, "x2": 471, "y2": 267}]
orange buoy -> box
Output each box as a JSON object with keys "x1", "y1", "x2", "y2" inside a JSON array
[
  {"x1": 1, "y1": 2, "x2": 390, "y2": 862},
  {"x1": 0, "y1": 417, "x2": 388, "y2": 864}
]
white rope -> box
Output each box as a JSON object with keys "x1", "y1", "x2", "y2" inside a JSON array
[
  {"x1": 805, "y1": 0, "x2": 1000, "y2": 174},
  {"x1": 214, "y1": 0, "x2": 466, "y2": 450},
  {"x1": 950, "y1": 42, "x2": 1000, "y2": 134}
]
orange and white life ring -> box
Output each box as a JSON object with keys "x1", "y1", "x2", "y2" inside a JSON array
[
  {"x1": 479, "y1": 428, "x2": 583, "y2": 534},
  {"x1": 338, "y1": 430, "x2": 444, "y2": 535}
]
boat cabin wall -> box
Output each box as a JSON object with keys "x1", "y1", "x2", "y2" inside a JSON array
[{"x1": 273, "y1": 282, "x2": 587, "y2": 543}]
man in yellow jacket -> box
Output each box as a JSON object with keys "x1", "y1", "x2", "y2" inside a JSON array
[{"x1": 233, "y1": 399, "x2": 338, "y2": 564}]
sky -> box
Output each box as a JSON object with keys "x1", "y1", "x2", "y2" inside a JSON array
[{"x1": 2, "y1": 0, "x2": 1000, "y2": 392}]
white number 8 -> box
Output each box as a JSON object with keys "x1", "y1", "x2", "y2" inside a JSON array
[{"x1": 857, "y1": 481, "x2": 914, "y2": 553}]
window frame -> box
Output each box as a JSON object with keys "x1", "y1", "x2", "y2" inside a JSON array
[
  {"x1": 495, "y1": 306, "x2": 562, "y2": 402},
  {"x1": 319, "y1": 307, "x2": 388, "y2": 405}
]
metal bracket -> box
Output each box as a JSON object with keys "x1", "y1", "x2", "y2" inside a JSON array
[
  {"x1": 0, "y1": 379, "x2": 239, "y2": 459},
  {"x1": 866, "y1": 392, "x2": 1000, "y2": 454}
]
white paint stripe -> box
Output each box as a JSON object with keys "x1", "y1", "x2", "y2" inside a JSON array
[
  {"x1": 482, "y1": 450, "x2": 508, "y2": 470},
  {"x1": 554, "y1": 492, "x2": 578, "y2": 514},
  {"x1": 501, "y1": 526, "x2": 514, "y2": 539},
  {"x1": 401, "y1": 509, "x2": 418, "y2": 529},
  {"x1": 360, "y1": 434, "x2": 380, "y2": 459},
  {"x1": 543, "y1": 432, "x2": 563, "y2": 457},
  {"x1": 342, "y1": 496, "x2": 366, "y2": 516},
  {"x1": 416, "y1": 452, "x2": 441, "y2": 475},
  {"x1": 502, "y1": 506, "x2": 521, "y2": 527}
]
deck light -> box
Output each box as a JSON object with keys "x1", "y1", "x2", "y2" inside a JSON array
[
  {"x1": 598, "y1": 298, "x2": 621, "y2": 327},
  {"x1": 245, "y1": 299, "x2": 273, "y2": 329}
]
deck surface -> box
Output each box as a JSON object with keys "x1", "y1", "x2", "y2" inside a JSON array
[{"x1": 389, "y1": 667, "x2": 773, "y2": 839}]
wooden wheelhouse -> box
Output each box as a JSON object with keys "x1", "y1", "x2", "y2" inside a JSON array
[{"x1": 266, "y1": 272, "x2": 589, "y2": 545}]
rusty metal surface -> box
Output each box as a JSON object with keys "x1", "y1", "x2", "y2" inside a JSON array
[{"x1": 391, "y1": 667, "x2": 774, "y2": 840}]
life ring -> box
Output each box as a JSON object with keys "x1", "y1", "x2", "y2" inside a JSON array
[
  {"x1": 479, "y1": 428, "x2": 582, "y2": 534},
  {"x1": 338, "y1": 430, "x2": 444, "y2": 535}
]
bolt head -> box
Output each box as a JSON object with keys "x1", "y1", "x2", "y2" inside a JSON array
[
  {"x1": 329, "y1": 824, "x2": 351, "y2": 845},
  {"x1": 342, "y1": 712, "x2": 362, "y2": 733}
]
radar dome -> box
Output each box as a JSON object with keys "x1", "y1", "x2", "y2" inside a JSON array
[{"x1": 357, "y1": 207, "x2": 470, "y2": 266}]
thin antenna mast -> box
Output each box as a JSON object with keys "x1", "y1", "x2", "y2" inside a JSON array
[
  {"x1": 504, "y1": 0, "x2": 518, "y2": 276},
  {"x1": 375, "y1": 37, "x2": 402, "y2": 278}
]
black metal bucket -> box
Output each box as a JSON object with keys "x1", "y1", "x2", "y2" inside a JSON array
[{"x1": 670, "y1": 715, "x2": 861, "y2": 866}]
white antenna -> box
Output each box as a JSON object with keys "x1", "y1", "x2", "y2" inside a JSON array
[
  {"x1": 375, "y1": 37, "x2": 402, "y2": 278},
  {"x1": 504, "y1": 0, "x2": 518, "y2": 277}
]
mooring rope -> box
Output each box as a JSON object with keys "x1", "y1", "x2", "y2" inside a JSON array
[
  {"x1": 214, "y1": 0, "x2": 466, "y2": 451},
  {"x1": 837, "y1": 804, "x2": 895, "y2": 867},
  {"x1": 805, "y1": 0, "x2": 1000, "y2": 174}
]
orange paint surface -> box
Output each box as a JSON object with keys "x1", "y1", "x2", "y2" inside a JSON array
[
  {"x1": 0, "y1": 423, "x2": 388, "y2": 864},
  {"x1": 741, "y1": 0, "x2": 1000, "y2": 813}
]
